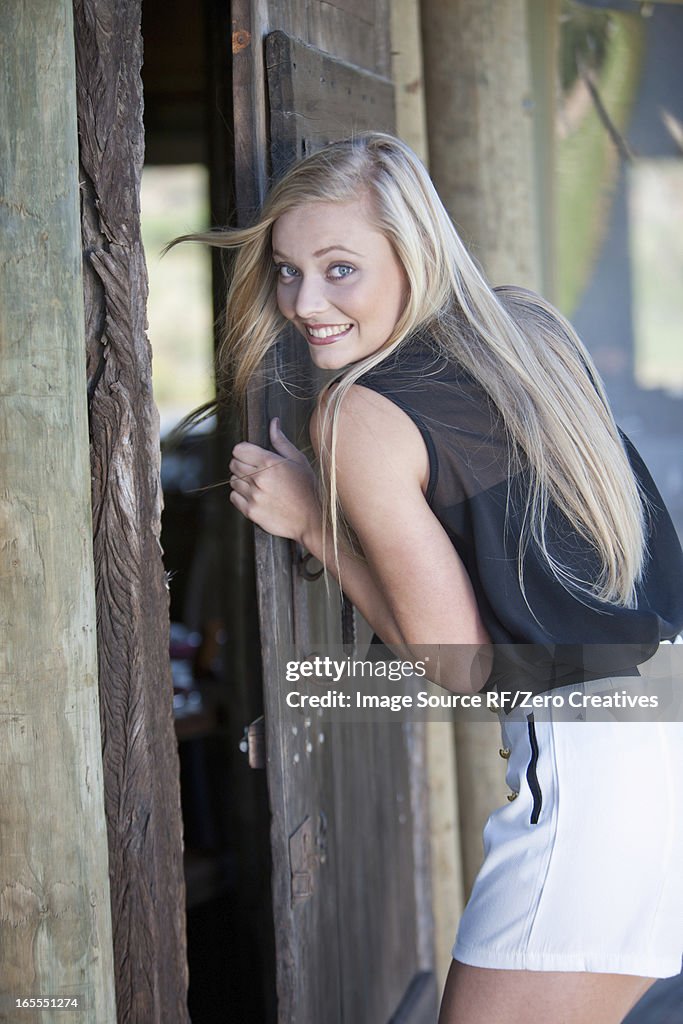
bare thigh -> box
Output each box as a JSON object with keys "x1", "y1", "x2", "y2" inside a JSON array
[{"x1": 438, "y1": 960, "x2": 656, "y2": 1024}]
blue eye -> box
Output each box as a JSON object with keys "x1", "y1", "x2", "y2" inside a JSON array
[
  {"x1": 328, "y1": 264, "x2": 355, "y2": 280},
  {"x1": 275, "y1": 264, "x2": 299, "y2": 280}
]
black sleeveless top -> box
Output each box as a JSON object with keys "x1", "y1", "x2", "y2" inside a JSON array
[{"x1": 356, "y1": 333, "x2": 683, "y2": 694}]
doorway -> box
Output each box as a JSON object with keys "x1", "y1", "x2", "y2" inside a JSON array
[{"x1": 141, "y1": 1, "x2": 276, "y2": 1019}]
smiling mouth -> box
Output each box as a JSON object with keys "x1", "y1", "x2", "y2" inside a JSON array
[{"x1": 305, "y1": 323, "x2": 353, "y2": 343}]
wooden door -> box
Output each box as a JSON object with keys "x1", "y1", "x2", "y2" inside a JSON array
[{"x1": 235, "y1": 30, "x2": 438, "y2": 1023}]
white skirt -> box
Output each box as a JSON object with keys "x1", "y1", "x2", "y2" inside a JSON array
[{"x1": 452, "y1": 666, "x2": 683, "y2": 978}]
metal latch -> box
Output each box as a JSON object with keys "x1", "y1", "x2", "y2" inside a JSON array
[
  {"x1": 239, "y1": 715, "x2": 265, "y2": 768},
  {"x1": 289, "y1": 812, "x2": 327, "y2": 904}
]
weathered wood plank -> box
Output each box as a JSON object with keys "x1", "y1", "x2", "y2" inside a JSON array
[
  {"x1": 242, "y1": 334, "x2": 345, "y2": 1024},
  {"x1": 257, "y1": 30, "x2": 439, "y2": 1024},
  {"x1": 266, "y1": 31, "x2": 394, "y2": 176},
  {"x1": 232, "y1": 0, "x2": 270, "y2": 222},
  {"x1": 373, "y1": 0, "x2": 392, "y2": 77},
  {"x1": 307, "y1": 4, "x2": 375, "y2": 71},
  {"x1": 318, "y1": 0, "x2": 374, "y2": 26},
  {"x1": 204, "y1": 0, "x2": 278, "y2": 1014},
  {"x1": 72, "y1": 1, "x2": 190, "y2": 1020},
  {"x1": 265, "y1": 0, "x2": 386, "y2": 75},
  {"x1": 232, "y1": 11, "x2": 435, "y2": 1020},
  {"x1": 330, "y1": 718, "x2": 422, "y2": 1021},
  {"x1": 262, "y1": 34, "x2": 400, "y2": 1023},
  {"x1": 0, "y1": 3, "x2": 116, "y2": 1020}
]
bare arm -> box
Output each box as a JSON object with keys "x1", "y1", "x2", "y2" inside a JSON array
[
  {"x1": 307, "y1": 385, "x2": 492, "y2": 691},
  {"x1": 229, "y1": 388, "x2": 491, "y2": 692},
  {"x1": 229, "y1": 416, "x2": 404, "y2": 642}
]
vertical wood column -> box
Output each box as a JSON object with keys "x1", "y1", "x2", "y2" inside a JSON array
[
  {"x1": 420, "y1": 0, "x2": 540, "y2": 290},
  {"x1": 0, "y1": 3, "x2": 116, "y2": 1020},
  {"x1": 72, "y1": 1, "x2": 190, "y2": 1020},
  {"x1": 527, "y1": 0, "x2": 560, "y2": 302},
  {"x1": 391, "y1": 0, "x2": 429, "y2": 161},
  {"x1": 390, "y1": 0, "x2": 466, "y2": 989},
  {"x1": 420, "y1": 0, "x2": 544, "y2": 895}
]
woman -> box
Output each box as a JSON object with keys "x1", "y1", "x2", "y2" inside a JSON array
[{"x1": 198, "y1": 132, "x2": 683, "y2": 1022}]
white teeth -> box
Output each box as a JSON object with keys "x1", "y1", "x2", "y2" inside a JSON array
[{"x1": 306, "y1": 324, "x2": 351, "y2": 339}]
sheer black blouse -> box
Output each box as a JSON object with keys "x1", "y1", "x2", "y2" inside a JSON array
[{"x1": 356, "y1": 333, "x2": 683, "y2": 693}]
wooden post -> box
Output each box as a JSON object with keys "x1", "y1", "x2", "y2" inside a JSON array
[
  {"x1": 391, "y1": 0, "x2": 429, "y2": 161},
  {"x1": 420, "y1": 0, "x2": 543, "y2": 894},
  {"x1": 71, "y1": 1, "x2": 190, "y2": 1020},
  {"x1": 527, "y1": 0, "x2": 560, "y2": 303},
  {"x1": 420, "y1": 0, "x2": 540, "y2": 290},
  {"x1": 390, "y1": 0, "x2": 467, "y2": 988},
  {"x1": 0, "y1": 3, "x2": 116, "y2": 1020}
]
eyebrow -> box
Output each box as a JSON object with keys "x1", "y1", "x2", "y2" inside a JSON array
[{"x1": 272, "y1": 245, "x2": 363, "y2": 259}]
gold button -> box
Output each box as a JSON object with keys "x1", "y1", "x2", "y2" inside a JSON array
[
  {"x1": 499, "y1": 747, "x2": 511, "y2": 759},
  {"x1": 507, "y1": 791, "x2": 519, "y2": 802}
]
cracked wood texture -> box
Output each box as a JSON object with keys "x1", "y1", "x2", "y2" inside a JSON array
[
  {"x1": 0, "y1": 3, "x2": 116, "y2": 1021},
  {"x1": 72, "y1": 1, "x2": 190, "y2": 1021}
]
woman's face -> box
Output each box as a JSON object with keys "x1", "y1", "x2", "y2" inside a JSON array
[{"x1": 271, "y1": 197, "x2": 408, "y2": 370}]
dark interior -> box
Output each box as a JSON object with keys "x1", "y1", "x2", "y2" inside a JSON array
[{"x1": 142, "y1": 2, "x2": 276, "y2": 1019}]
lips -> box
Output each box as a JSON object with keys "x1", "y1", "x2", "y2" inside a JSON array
[{"x1": 305, "y1": 323, "x2": 353, "y2": 344}]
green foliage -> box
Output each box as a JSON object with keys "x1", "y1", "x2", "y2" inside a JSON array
[
  {"x1": 559, "y1": 2, "x2": 611, "y2": 90},
  {"x1": 556, "y1": 8, "x2": 645, "y2": 316},
  {"x1": 140, "y1": 165, "x2": 215, "y2": 432}
]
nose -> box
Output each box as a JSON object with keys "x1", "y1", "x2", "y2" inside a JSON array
[{"x1": 293, "y1": 274, "x2": 328, "y2": 320}]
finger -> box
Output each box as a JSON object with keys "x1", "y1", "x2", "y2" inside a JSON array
[
  {"x1": 229, "y1": 457, "x2": 258, "y2": 479},
  {"x1": 231, "y1": 451, "x2": 284, "y2": 487},
  {"x1": 270, "y1": 417, "x2": 305, "y2": 462},
  {"x1": 229, "y1": 471, "x2": 248, "y2": 491},
  {"x1": 229, "y1": 474, "x2": 251, "y2": 496},
  {"x1": 232, "y1": 441, "x2": 269, "y2": 466},
  {"x1": 231, "y1": 457, "x2": 283, "y2": 488},
  {"x1": 229, "y1": 489, "x2": 250, "y2": 517}
]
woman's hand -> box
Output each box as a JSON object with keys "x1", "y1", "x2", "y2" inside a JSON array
[{"x1": 229, "y1": 417, "x2": 322, "y2": 543}]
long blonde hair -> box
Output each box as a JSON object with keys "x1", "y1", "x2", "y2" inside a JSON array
[{"x1": 181, "y1": 132, "x2": 647, "y2": 608}]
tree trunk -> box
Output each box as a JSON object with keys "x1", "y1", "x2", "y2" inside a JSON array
[
  {"x1": 72, "y1": 1, "x2": 190, "y2": 1020},
  {"x1": 0, "y1": 3, "x2": 116, "y2": 1020}
]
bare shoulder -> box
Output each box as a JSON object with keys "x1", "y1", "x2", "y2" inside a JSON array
[{"x1": 309, "y1": 383, "x2": 430, "y2": 494}]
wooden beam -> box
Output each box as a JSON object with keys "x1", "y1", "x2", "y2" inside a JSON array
[
  {"x1": 390, "y1": 0, "x2": 429, "y2": 162},
  {"x1": 420, "y1": 0, "x2": 541, "y2": 291},
  {"x1": 527, "y1": 0, "x2": 560, "y2": 302},
  {"x1": 72, "y1": 1, "x2": 190, "y2": 1019},
  {"x1": 420, "y1": 0, "x2": 541, "y2": 896},
  {"x1": 0, "y1": 2, "x2": 116, "y2": 1018},
  {"x1": 389, "y1": 0, "x2": 466, "y2": 990}
]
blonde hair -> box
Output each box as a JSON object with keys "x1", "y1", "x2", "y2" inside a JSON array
[{"x1": 181, "y1": 132, "x2": 647, "y2": 608}]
